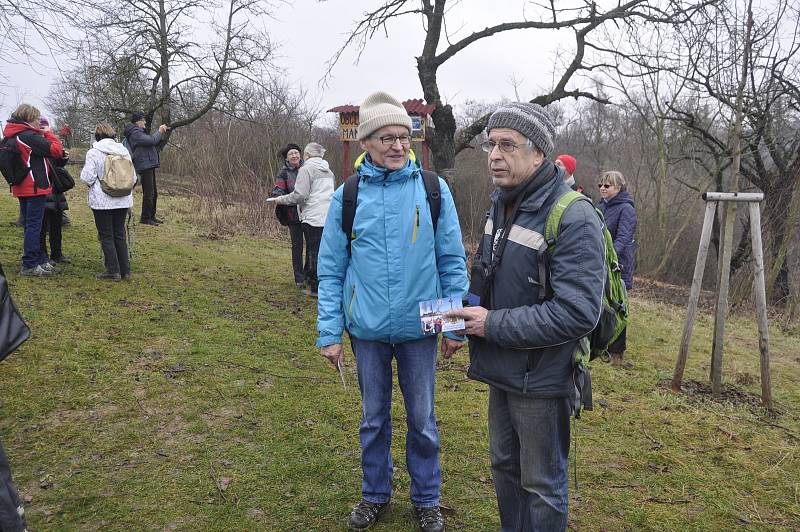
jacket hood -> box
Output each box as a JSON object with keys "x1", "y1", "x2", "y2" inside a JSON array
[
  {"x1": 305, "y1": 157, "x2": 331, "y2": 173},
  {"x1": 356, "y1": 154, "x2": 419, "y2": 183},
  {"x1": 123, "y1": 123, "x2": 142, "y2": 137},
  {"x1": 604, "y1": 190, "x2": 635, "y2": 208},
  {"x1": 93, "y1": 138, "x2": 131, "y2": 156},
  {"x1": 3, "y1": 119, "x2": 38, "y2": 138}
]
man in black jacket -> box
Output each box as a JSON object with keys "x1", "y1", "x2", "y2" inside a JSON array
[
  {"x1": 448, "y1": 103, "x2": 605, "y2": 531},
  {"x1": 123, "y1": 112, "x2": 168, "y2": 226}
]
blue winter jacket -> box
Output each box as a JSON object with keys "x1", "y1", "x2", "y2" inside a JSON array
[
  {"x1": 599, "y1": 190, "x2": 637, "y2": 289},
  {"x1": 316, "y1": 156, "x2": 468, "y2": 347}
]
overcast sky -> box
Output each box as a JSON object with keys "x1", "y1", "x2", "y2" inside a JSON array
[{"x1": 1, "y1": 0, "x2": 576, "y2": 125}]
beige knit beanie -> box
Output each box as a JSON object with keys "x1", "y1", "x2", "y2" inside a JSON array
[{"x1": 357, "y1": 91, "x2": 412, "y2": 140}]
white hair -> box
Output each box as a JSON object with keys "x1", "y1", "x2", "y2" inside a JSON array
[{"x1": 304, "y1": 142, "x2": 326, "y2": 158}]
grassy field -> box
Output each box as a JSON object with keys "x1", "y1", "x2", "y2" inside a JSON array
[{"x1": 0, "y1": 181, "x2": 798, "y2": 531}]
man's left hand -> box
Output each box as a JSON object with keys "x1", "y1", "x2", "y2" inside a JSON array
[
  {"x1": 445, "y1": 306, "x2": 489, "y2": 338},
  {"x1": 265, "y1": 197, "x2": 278, "y2": 203},
  {"x1": 440, "y1": 337, "x2": 463, "y2": 359}
]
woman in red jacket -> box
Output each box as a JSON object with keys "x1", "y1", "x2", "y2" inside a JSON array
[{"x1": 2, "y1": 104, "x2": 64, "y2": 276}]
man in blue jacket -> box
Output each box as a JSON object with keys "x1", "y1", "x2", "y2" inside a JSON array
[
  {"x1": 316, "y1": 91, "x2": 468, "y2": 532},
  {"x1": 123, "y1": 112, "x2": 168, "y2": 226},
  {"x1": 448, "y1": 103, "x2": 605, "y2": 531}
]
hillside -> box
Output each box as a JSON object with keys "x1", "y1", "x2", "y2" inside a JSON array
[{"x1": 0, "y1": 187, "x2": 798, "y2": 530}]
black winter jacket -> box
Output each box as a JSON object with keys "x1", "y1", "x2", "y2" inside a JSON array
[
  {"x1": 123, "y1": 123, "x2": 163, "y2": 172},
  {"x1": 467, "y1": 163, "x2": 606, "y2": 398}
]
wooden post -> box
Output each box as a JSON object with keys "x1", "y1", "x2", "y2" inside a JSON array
[
  {"x1": 342, "y1": 141, "x2": 350, "y2": 180},
  {"x1": 710, "y1": 200, "x2": 737, "y2": 397},
  {"x1": 672, "y1": 201, "x2": 717, "y2": 392},
  {"x1": 748, "y1": 202, "x2": 772, "y2": 409},
  {"x1": 422, "y1": 142, "x2": 430, "y2": 171}
]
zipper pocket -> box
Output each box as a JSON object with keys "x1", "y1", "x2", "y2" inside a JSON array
[
  {"x1": 347, "y1": 285, "x2": 356, "y2": 318},
  {"x1": 412, "y1": 205, "x2": 420, "y2": 243}
]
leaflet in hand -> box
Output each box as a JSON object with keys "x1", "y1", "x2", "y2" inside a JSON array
[{"x1": 419, "y1": 297, "x2": 465, "y2": 335}]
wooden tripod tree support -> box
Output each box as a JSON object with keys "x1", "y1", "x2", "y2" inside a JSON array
[{"x1": 671, "y1": 192, "x2": 773, "y2": 410}]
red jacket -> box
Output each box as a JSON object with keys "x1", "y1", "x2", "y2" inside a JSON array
[{"x1": 2, "y1": 120, "x2": 63, "y2": 197}]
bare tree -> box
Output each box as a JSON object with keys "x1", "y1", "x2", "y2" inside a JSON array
[
  {"x1": 77, "y1": 0, "x2": 278, "y2": 136},
  {"x1": 664, "y1": 0, "x2": 800, "y2": 306},
  {"x1": 326, "y1": 0, "x2": 714, "y2": 172}
]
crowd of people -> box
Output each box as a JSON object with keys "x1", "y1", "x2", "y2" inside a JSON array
[
  {"x1": 1, "y1": 93, "x2": 639, "y2": 531},
  {"x1": 0, "y1": 105, "x2": 170, "y2": 281}
]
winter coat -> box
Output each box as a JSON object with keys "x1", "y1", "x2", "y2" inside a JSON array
[
  {"x1": 274, "y1": 157, "x2": 335, "y2": 227},
  {"x1": 80, "y1": 138, "x2": 138, "y2": 210},
  {"x1": 2, "y1": 119, "x2": 63, "y2": 197},
  {"x1": 44, "y1": 192, "x2": 68, "y2": 212},
  {"x1": 467, "y1": 162, "x2": 606, "y2": 398},
  {"x1": 316, "y1": 155, "x2": 468, "y2": 347},
  {"x1": 599, "y1": 190, "x2": 637, "y2": 289},
  {"x1": 271, "y1": 161, "x2": 301, "y2": 225},
  {"x1": 122, "y1": 123, "x2": 163, "y2": 172}
]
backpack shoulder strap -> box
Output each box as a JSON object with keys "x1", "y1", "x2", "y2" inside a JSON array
[
  {"x1": 545, "y1": 190, "x2": 591, "y2": 250},
  {"x1": 420, "y1": 170, "x2": 441, "y2": 233},
  {"x1": 341, "y1": 173, "x2": 360, "y2": 255}
]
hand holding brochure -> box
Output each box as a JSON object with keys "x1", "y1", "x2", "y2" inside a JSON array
[{"x1": 419, "y1": 297, "x2": 465, "y2": 335}]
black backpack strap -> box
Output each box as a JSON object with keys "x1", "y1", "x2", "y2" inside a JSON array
[
  {"x1": 420, "y1": 170, "x2": 441, "y2": 233},
  {"x1": 341, "y1": 173, "x2": 360, "y2": 255}
]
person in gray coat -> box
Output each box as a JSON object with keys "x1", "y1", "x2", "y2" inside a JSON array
[
  {"x1": 447, "y1": 103, "x2": 605, "y2": 531},
  {"x1": 267, "y1": 142, "x2": 335, "y2": 296},
  {"x1": 123, "y1": 112, "x2": 168, "y2": 226}
]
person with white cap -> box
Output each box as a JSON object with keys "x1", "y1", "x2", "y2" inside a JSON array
[
  {"x1": 316, "y1": 91, "x2": 468, "y2": 531},
  {"x1": 447, "y1": 102, "x2": 605, "y2": 530}
]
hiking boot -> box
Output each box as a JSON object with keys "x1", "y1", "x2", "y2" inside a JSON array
[
  {"x1": 153, "y1": 217, "x2": 165, "y2": 224},
  {"x1": 61, "y1": 213, "x2": 71, "y2": 226},
  {"x1": 96, "y1": 272, "x2": 122, "y2": 281},
  {"x1": 140, "y1": 219, "x2": 160, "y2": 226},
  {"x1": 51, "y1": 255, "x2": 72, "y2": 264},
  {"x1": 20, "y1": 264, "x2": 55, "y2": 277},
  {"x1": 609, "y1": 353, "x2": 633, "y2": 369},
  {"x1": 414, "y1": 505, "x2": 445, "y2": 532},
  {"x1": 348, "y1": 499, "x2": 389, "y2": 530},
  {"x1": 303, "y1": 288, "x2": 318, "y2": 297},
  {"x1": 41, "y1": 262, "x2": 62, "y2": 274}
]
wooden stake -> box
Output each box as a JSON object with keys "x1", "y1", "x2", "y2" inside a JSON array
[
  {"x1": 748, "y1": 202, "x2": 772, "y2": 410},
  {"x1": 711, "y1": 201, "x2": 737, "y2": 397},
  {"x1": 672, "y1": 201, "x2": 717, "y2": 392}
]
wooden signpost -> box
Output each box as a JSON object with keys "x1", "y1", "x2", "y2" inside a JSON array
[
  {"x1": 328, "y1": 99, "x2": 435, "y2": 177},
  {"x1": 671, "y1": 192, "x2": 772, "y2": 410}
]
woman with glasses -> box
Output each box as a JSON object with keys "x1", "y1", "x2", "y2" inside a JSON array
[{"x1": 597, "y1": 170, "x2": 637, "y2": 365}]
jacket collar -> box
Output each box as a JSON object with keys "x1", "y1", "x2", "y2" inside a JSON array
[
  {"x1": 356, "y1": 154, "x2": 420, "y2": 184},
  {"x1": 2, "y1": 119, "x2": 38, "y2": 138}
]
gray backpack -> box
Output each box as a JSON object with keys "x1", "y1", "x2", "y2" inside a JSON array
[{"x1": 101, "y1": 154, "x2": 136, "y2": 197}]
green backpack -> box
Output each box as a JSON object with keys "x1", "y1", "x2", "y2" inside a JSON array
[{"x1": 543, "y1": 190, "x2": 629, "y2": 414}]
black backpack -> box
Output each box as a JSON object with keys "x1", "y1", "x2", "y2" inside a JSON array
[
  {"x1": 0, "y1": 136, "x2": 30, "y2": 186},
  {"x1": 341, "y1": 169, "x2": 441, "y2": 254}
]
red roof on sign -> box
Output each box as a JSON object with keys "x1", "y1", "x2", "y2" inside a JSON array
[{"x1": 328, "y1": 99, "x2": 435, "y2": 115}]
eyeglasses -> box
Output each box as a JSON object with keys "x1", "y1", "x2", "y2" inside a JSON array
[
  {"x1": 598, "y1": 183, "x2": 613, "y2": 189},
  {"x1": 371, "y1": 134, "x2": 412, "y2": 146},
  {"x1": 480, "y1": 140, "x2": 530, "y2": 153}
]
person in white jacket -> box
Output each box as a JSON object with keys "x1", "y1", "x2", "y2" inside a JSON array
[
  {"x1": 79, "y1": 123, "x2": 138, "y2": 281},
  {"x1": 267, "y1": 142, "x2": 335, "y2": 296}
]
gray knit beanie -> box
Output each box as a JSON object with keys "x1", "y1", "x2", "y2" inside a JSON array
[
  {"x1": 357, "y1": 91, "x2": 412, "y2": 140},
  {"x1": 487, "y1": 102, "x2": 555, "y2": 158}
]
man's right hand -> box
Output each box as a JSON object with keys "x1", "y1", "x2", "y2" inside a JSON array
[
  {"x1": 158, "y1": 124, "x2": 169, "y2": 134},
  {"x1": 320, "y1": 344, "x2": 344, "y2": 367}
]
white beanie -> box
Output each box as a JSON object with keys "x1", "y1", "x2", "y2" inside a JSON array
[{"x1": 357, "y1": 91, "x2": 412, "y2": 140}]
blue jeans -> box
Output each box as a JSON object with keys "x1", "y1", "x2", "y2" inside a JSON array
[
  {"x1": 18, "y1": 196, "x2": 47, "y2": 269},
  {"x1": 351, "y1": 335, "x2": 440, "y2": 507},
  {"x1": 489, "y1": 387, "x2": 571, "y2": 531}
]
